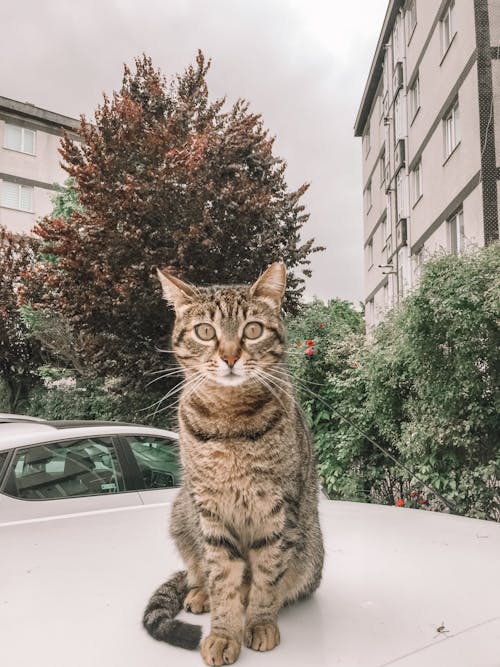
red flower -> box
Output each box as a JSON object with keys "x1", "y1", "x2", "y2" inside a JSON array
[
  {"x1": 319, "y1": 323, "x2": 324, "y2": 329},
  {"x1": 352, "y1": 362, "x2": 359, "y2": 368},
  {"x1": 305, "y1": 347, "x2": 314, "y2": 357},
  {"x1": 417, "y1": 497, "x2": 426, "y2": 505},
  {"x1": 295, "y1": 342, "x2": 302, "y2": 347},
  {"x1": 396, "y1": 498, "x2": 404, "y2": 507},
  {"x1": 306, "y1": 339, "x2": 314, "y2": 347},
  {"x1": 410, "y1": 491, "x2": 418, "y2": 498}
]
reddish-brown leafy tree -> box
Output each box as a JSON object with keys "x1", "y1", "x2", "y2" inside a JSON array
[
  {"x1": 30, "y1": 52, "x2": 322, "y2": 381},
  {"x1": 0, "y1": 227, "x2": 40, "y2": 411}
]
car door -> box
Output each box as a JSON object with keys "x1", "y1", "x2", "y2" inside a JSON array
[
  {"x1": 0, "y1": 435, "x2": 143, "y2": 525},
  {"x1": 118, "y1": 434, "x2": 181, "y2": 505}
]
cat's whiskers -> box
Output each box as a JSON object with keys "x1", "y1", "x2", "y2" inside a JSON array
[
  {"x1": 183, "y1": 373, "x2": 209, "y2": 402},
  {"x1": 143, "y1": 371, "x2": 204, "y2": 417},
  {"x1": 144, "y1": 362, "x2": 206, "y2": 388},
  {"x1": 252, "y1": 369, "x2": 288, "y2": 411},
  {"x1": 255, "y1": 367, "x2": 296, "y2": 404},
  {"x1": 145, "y1": 369, "x2": 186, "y2": 388},
  {"x1": 152, "y1": 372, "x2": 209, "y2": 417},
  {"x1": 147, "y1": 364, "x2": 185, "y2": 375}
]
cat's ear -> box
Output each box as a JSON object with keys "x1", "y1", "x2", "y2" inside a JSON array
[
  {"x1": 250, "y1": 262, "x2": 286, "y2": 309},
  {"x1": 156, "y1": 268, "x2": 196, "y2": 311}
]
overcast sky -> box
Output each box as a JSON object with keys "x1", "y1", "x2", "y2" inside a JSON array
[{"x1": 2, "y1": 0, "x2": 388, "y2": 303}]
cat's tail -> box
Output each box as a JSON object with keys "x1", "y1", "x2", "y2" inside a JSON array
[{"x1": 142, "y1": 570, "x2": 202, "y2": 650}]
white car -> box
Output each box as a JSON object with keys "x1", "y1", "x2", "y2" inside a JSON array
[
  {"x1": 0, "y1": 417, "x2": 180, "y2": 524},
  {"x1": 1, "y1": 420, "x2": 499, "y2": 666}
]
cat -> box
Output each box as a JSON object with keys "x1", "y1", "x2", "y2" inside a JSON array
[{"x1": 143, "y1": 262, "x2": 324, "y2": 666}]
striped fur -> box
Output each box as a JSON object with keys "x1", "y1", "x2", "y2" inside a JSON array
[
  {"x1": 142, "y1": 571, "x2": 201, "y2": 649},
  {"x1": 144, "y1": 264, "x2": 324, "y2": 666}
]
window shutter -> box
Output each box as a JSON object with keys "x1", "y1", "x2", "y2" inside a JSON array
[
  {"x1": 23, "y1": 128, "x2": 35, "y2": 154},
  {"x1": 1, "y1": 181, "x2": 20, "y2": 208},
  {"x1": 20, "y1": 185, "x2": 33, "y2": 211},
  {"x1": 4, "y1": 124, "x2": 22, "y2": 151}
]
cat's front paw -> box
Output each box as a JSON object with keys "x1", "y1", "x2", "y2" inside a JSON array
[
  {"x1": 244, "y1": 621, "x2": 280, "y2": 652},
  {"x1": 201, "y1": 633, "x2": 241, "y2": 666},
  {"x1": 184, "y1": 587, "x2": 210, "y2": 614}
]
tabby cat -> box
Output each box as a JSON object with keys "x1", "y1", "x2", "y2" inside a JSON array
[{"x1": 143, "y1": 263, "x2": 324, "y2": 666}]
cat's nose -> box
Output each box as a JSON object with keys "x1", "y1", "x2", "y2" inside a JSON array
[{"x1": 221, "y1": 353, "x2": 239, "y2": 368}]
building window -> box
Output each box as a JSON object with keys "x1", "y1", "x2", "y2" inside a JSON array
[
  {"x1": 378, "y1": 89, "x2": 384, "y2": 120},
  {"x1": 365, "y1": 180, "x2": 372, "y2": 212},
  {"x1": 380, "y1": 215, "x2": 388, "y2": 250},
  {"x1": 409, "y1": 75, "x2": 420, "y2": 120},
  {"x1": 406, "y1": 0, "x2": 417, "y2": 39},
  {"x1": 1, "y1": 181, "x2": 34, "y2": 211},
  {"x1": 440, "y1": 1, "x2": 455, "y2": 56},
  {"x1": 411, "y1": 161, "x2": 422, "y2": 204},
  {"x1": 363, "y1": 127, "x2": 371, "y2": 158},
  {"x1": 413, "y1": 248, "x2": 424, "y2": 283},
  {"x1": 443, "y1": 99, "x2": 460, "y2": 158},
  {"x1": 367, "y1": 239, "x2": 374, "y2": 268},
  {"x1": 379, "y1": 151, "x2": 386, "y2": 187},
  {"x1": 396, "y1": 170, "x2": 407, "y2": 220},
  {"x1": 448, "y1": 208, "x2": 464, "y2": 253},
  {"x1": 3, "y1": 123, "x2": 36, "y2": 155},
  {"x1": 394, "y1": 92, "x2": 406, "y2": 141},
  {"x1": 367, "y1": 298, "x2": 375, "y2": 326},
  {"x1": 383, "y1": 282, "x2": 389, "y2": 310},
  {"x1": 393, "y1": 15, "x2": 403, "y2": 63}
]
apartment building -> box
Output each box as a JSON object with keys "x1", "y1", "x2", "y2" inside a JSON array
[
  {"x1": 354, "y1": 0, "x2": 499, "y2": 327},
  {"x1": 0, "y1": 96, "x2": 80, "y2": 235}
]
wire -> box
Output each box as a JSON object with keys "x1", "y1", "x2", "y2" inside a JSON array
[{"x1": 295, "y1": 378, "x2": 459, "y2": 514}]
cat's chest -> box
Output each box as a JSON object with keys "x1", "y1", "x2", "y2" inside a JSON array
[{"x1": 192, "y1": 446, "x2": 283, "y2": 525}]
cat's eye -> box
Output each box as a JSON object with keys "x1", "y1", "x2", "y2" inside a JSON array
[
  {"x1": 194, "y1": 323, "x2": 216, "y2": 341},
  {"x1": 243, "y1": 322, "x2": 264, "y2": 339}
]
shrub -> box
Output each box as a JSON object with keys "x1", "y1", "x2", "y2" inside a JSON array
[
  {"x1": 366, "y1": 244, "x2": 500, "y2": 520},
  {"x1": 287, "y1": 244, "x2": 500, "y2": 521},
  {"x1": 286, "y1": 299, "x2": 398, "y2": 504},
  {"x1": 26, "y1": 373, "x2": 177, "y2": 429}
]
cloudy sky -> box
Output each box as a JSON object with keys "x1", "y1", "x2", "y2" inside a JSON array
[{"x1": 2, "y1": 0, "x2": 388, "y2": 303}]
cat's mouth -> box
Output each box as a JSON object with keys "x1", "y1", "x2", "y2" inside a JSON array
[{"x1": 215, "y1": 366, "x2": 247, "y2": 386}]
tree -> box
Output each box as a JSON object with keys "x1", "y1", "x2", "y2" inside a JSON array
[
  {"x1": 0, "y1": 227, "x2": 40, "y2": 412},
  {"x1": 29, "y1": 52, "x2": 322, "y2": 381}
]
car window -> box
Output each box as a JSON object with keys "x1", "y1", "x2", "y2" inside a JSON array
[
  {"x1": 5, "y1": 437, "x2": 124, "y2": 500},
  {"x1": 125, "y1": 436, "x2": 180, "y2": 489},
  {"x1": 0, "y1": 450, "x2": 9, "y2": 476}
]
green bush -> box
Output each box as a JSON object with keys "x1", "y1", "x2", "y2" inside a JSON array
[
  {"x1": 286, "y1": 299, "x2": 398, "y2": 504},
  {"x1": 287, "y1": 244, "x2": 500, "y2": 521},
  {"x1": 366, "y1": 244, "x2": 500, "y2": 519},
  {"x1": 25, "y1": 375, "x2": 177, "y2": 429}
]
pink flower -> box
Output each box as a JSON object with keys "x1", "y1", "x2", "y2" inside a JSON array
[
  {"x1": 319, "y1": 323, "x2": 324, "y2": 329},
  {"x1": 305, "y1": 347, "x2": 314, "y2": 357}
]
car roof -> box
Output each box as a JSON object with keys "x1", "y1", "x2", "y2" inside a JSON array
[
  {"x1": 0, "y1": 421, "x2": 178, "y2": 451},
  {"x1": 1, "y1": 499, "x2": 499, "y2": 665},
  {"x1": 0, "y1": 413, "x2": 48, "y2": 423}
]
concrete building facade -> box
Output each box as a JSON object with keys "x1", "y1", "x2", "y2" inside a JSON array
[
  {"x1": 0, "y1": 97, "x2": 80, "y2": 235},
  {"x1": 355, "y1": 0, "x2": 500, "y2": 327}
]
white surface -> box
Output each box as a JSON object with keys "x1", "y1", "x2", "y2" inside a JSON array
[
  {"x1": 0, "y1": 424, "x2": 179, "y2": 524},
  {"x1": 1, "y1": 497, "x2": 499, "y2": 667},
  {"x1": 0, "y1": 422, "x2": 178, "y2": 451}
]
